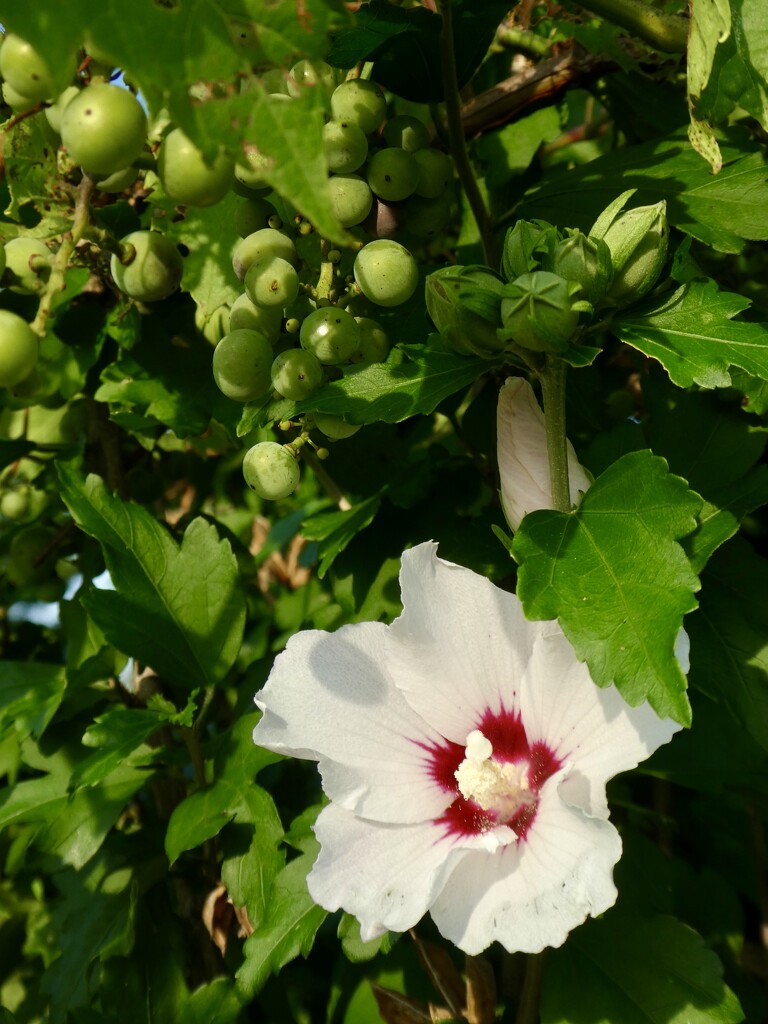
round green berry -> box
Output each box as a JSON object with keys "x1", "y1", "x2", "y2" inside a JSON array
[
  {"x1": 330, "y1": 79, "x2": 386, "y2": 134},
  {"x1": 328, "y1": 174, "x2": 373, "y2": 228},
  {"x1": 4, "y1": 238, "x2": 51, "y2": 294},
  {"x1": 110, "y1": 231, "x2": 183, "y2": 303},
  {"x1": 213, "y1": 329, "x2": 273, "y2": 402},
  {"x1": 354, "y1": 240, "x2": 419, "y2": 307},
  {"x1": 323, "y1": 119, "x2": 368, "y2": 174},
  {"x1": 0, "y1": 310, "x2": 38, "y2": 388},
  {"x1": 243, "y1": 442, "x2": 300, "y2": 500},
  {"x1": 271, "y1": 348, "x2": 324, "y2": 400},
  {"x1": 0, "y1": 35, "x2": 54, "y2": 103},
  {"x1": 157, "y1": 128, "x2": 234, "y2": 207},
  {"x1": 61, "y1": 83, "x2": 147, "y2": 175},
  {"x1": 244, "y1": 256, "x2": 300, "y2": 309},
  {"x1": 300, "y1": 307, "x2": 360, "y2": 364},
  {"x1": 314, "y1": 413, "x2": 361, "y2": 440},
  {"x1": 232, "y1": 228, "x2": 297, "y2": 281}
]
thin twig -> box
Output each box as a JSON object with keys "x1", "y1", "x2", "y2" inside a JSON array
[{"x1": 438, "y1": 0, "x2": 499, "y2": 268}]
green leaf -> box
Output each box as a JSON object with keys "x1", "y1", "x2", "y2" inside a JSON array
[
  {"x1": 165, "y1": 779, "x2": 282, "y2": 866},
  {"x1": 326, "y1": 0, "x2": 511, "y2": 102},
  {"x1": 302, "y1": 492, "x2": 383, "y2": 578},
  {"x1": 338, "y1": 913, "x2": 395, "y2": 963},
  {"x1": 95, "y1": 320, "x2": 237, "y2": 438},
  {"x1": 690, "y1": 0, "x2": 768, "y2": 170},
  {"x1": 70, "y1": 705, "x2": 186, "y2": 791},
  {"x1": 0, "y1": 761, "x2": 148, "y2": 869},
  {"x1": 41, "y1": 883, "x2": 138, "y2": 1024},
  {"x1": 541, "y1": 911, "x2": 743, "y2": 1024},
  {"x1": 475, "y1": 106, "x2": 563, "y2": 189},
  {"x1": 58, "y1": 465, "x2": 245, "y2": 692},
  {"x1": 36, "y1": 768, "x2": 148, "y2": 869},
  {"x1": 519, "y1": 131, "x2": 768, "y2": 252},
  {"x1": 220, "y1": 0, "x2": 351, "y2": 66},
  {"x1": 614, "y1": 280, "x2": 768, "y2": 389},
  {"x1": 165, "y1": 191, "x2": 241, "y2": 318},
  {"x1": 178, "y1": 978, "x2": 244, "y2": 1024},
  {"x1": 235, "y1": 813, "x2": 327, "y2": 997},
  {"x1": 730, "y1": 369, "x2": 768, "y2": 414},
  {"x1": 3, "y1": 116, "x2": 61, "y2": 221},
  {"x1": 221, "y1": 818, "x2": 286, "y2": 929},
  {"x1": 687, "y1": 0, "x2": 731, "y2": 170},
  {"x1": 683, "y1": 466, "x2": 768, "y2": 573},
  {"x1": 0, "y1": 662, "x2": 66, "y2": 742},
  {"x1": 293, "y1": 346, "x2": 494, "y2": 425},
  {"x1": 687, "y1": 538, "x2": 768, "y2": 752},
  {"x1": 512, "y1": 451, "x2": 701, "y2": 724}
]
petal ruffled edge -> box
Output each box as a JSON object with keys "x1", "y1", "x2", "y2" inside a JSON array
[
  {"x1": 308, "y1": 802, "x2": 471, "y2": 940},
  {"x1": 429, "y1": 774, "x2": 621, "y2": 954}
]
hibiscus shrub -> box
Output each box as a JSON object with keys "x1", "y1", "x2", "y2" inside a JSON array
[{"x1": 0, "y1": 2, "x2": 766, "y2": 1023}]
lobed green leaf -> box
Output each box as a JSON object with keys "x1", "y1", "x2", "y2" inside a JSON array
[
  {"x1": 58, "y1": 465, "x2": 245, "y2": 692},
  {"x1": 512, "y1": 450, "x2": 701, "y2": 724},
  {"x1": 615, "y1": 279, "x2": 768, "y2": 390}
]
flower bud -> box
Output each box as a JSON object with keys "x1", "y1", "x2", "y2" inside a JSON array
[
  {"x1": 502, "y1": 219, "x2": 560, "y2": 281},
  {"x1": 425, "y1": 265, "x2": 506, "y2": 357},
  {"x1": 499, "y1": 271, "x2": 585, "y2": 354},
  {"x1": 590, "y1": 190, "x2": 668, "y2": 305},
  {"x1": 543, "y1": 229, "x2": 613, "y2": 306},
  {"x1": 496, "y1": 377, "x2": 592, "y2": 530}
]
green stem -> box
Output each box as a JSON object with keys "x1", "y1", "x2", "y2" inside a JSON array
[
  {"x1": 497, "y1": 26, "x2": 553, "y2": 58},
  {"x1": 315, "y1": 238, "x2": 336, "y2": 301},
  {"x1": 538, "y1": 357, "x2": 571, "y2": 513},
  {"x1": 516, "y1": 951, "x2": 546, "y2": 1024},
  {"x1": 438, "y1": 0, "x2": 499, "y2": 269},
  {"x1": 575, "y1": 0, "x2": 688, "y2": 53},
  {"x1": 31, "y1": 174, "x2": 95, "y2": 336}
]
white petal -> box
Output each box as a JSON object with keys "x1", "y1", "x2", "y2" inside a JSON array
[
  {"x1": 430, "y1": 776, "x2": 621, "y2": 954},
  {"x1": 496, "y1": 377, "x2": 591, "y2": 531},
  {"x1": 388, "y1": 543, "x2": 542, "y2": 742},
  {"x1": 520, "y1": 629, "x2": 681, "y2": 818},
  {"x1": 308, "y1": 803, "x2": 470, "y2": 940},
  {"x1": 253, "y1": 622, "x2": 449, "y2": 823}
]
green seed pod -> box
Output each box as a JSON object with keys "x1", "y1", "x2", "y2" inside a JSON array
[
  {"x1": 425, "y1": 265, "x2": 506, "y2": 357},
  {"x1": 590, "y1": 190, "x2": 668, "y2": 305},
  {"x1": 499, "y1": 271, "x2": 584, "y2": 354},
  {"x1": 543, "y1": 229, "x2": 613, "y2": 306}
]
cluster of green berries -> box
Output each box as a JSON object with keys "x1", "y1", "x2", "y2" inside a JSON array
[{"x1": 200, "y1": 63, "x2": 455, "y2": 502}]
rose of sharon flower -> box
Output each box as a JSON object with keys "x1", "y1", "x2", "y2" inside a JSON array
[
  {"x1": 497, "y1": 376, "x2": 592, "y2": 530},
  {"x1": 252, "y1": 542, "x2": 684, "y2": 954}
]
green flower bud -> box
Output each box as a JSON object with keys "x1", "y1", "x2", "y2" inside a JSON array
[
  {"x1": 499, "y1": 271, "x2": 586, "y2": 354},
  {"x1": 590, "y1": 190, "x2": 668, "y2": 305},
  {"x1": 543, "y1": 229, "x2": 613, "y2": 306},
  {"x1": 502, "y1": 219, "x2": 560, "y2": 281},
  {"x1": 425, "y1": 265, "x2": 506, "y2": 357}
]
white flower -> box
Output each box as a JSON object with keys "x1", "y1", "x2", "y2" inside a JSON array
[
  {"x1": 252, "y1": 542, "x2": 683, "y2": 955},
  {"x1": 497, "y1": 376, "x2": 592, "y2": 530}
]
